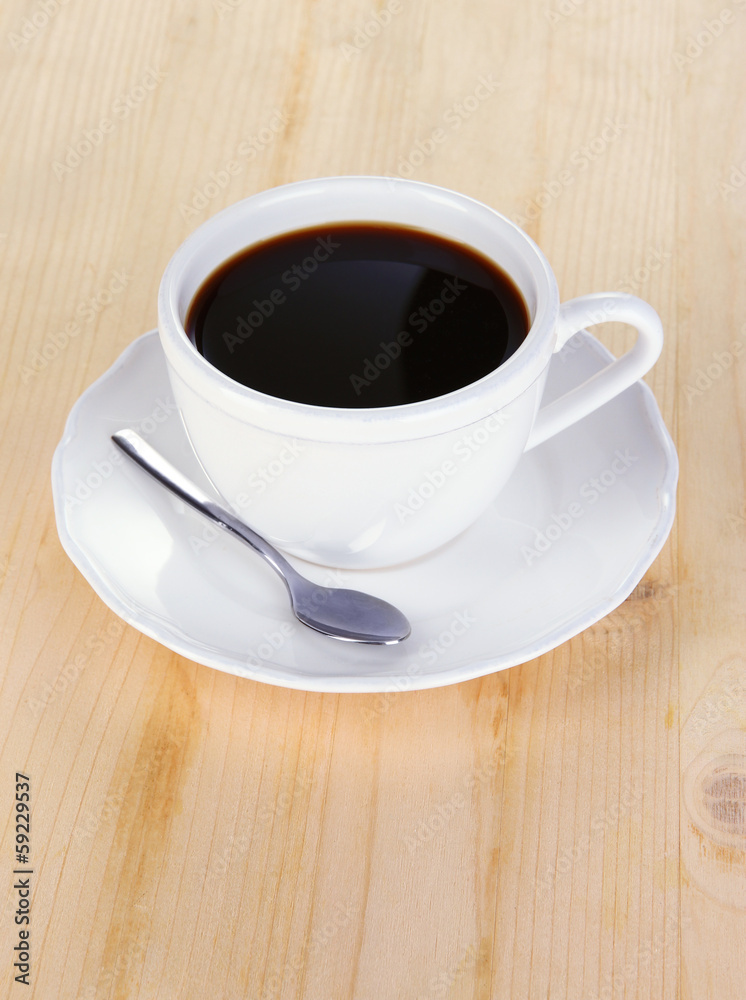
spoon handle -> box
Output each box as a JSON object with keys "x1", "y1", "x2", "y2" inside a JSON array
[{"x1": 111, "y1": 430, "x2": 298, "y2": 589}]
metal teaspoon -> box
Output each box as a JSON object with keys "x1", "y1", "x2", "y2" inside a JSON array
[{"x1": 111, "y1": 430, "x2": 411, "y2": 645}]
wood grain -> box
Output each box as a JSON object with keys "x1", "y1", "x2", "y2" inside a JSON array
[{"x1": 0, "y1": 0, "x2": 743, "y2": 997}]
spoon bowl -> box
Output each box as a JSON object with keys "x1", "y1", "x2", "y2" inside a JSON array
[{"x1": 291, "y1": 581, "x2": 412, "y2": 644}]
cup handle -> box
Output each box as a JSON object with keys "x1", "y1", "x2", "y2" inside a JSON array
[{"x1": 525, "y1": 292, "x2": 663, "y2": 451}]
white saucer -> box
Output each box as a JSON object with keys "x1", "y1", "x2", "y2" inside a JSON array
[{"x1": 51, "y1": 331, "x2": 677, "y2": 693}]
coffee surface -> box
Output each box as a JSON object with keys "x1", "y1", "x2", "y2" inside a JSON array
[{"x1": 186, "y1": 223, "x2": 530, "y2": 408}]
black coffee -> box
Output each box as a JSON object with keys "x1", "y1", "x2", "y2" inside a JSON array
[{"x1": 186, "y1": 223, "x2": 530, "y2": 408}]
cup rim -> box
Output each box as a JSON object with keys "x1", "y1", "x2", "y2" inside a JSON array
[{"x1": 158, "y1": 176, "x2": 560, "y2": 444}]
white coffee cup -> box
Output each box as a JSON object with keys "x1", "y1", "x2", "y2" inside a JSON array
[{"x1": 158, "y1": 177, "x2": 663, "y2": 568}]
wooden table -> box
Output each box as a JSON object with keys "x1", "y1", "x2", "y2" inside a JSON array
[{"x1": 2, "y1": 1, "x2": 744, "y2": 997}]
